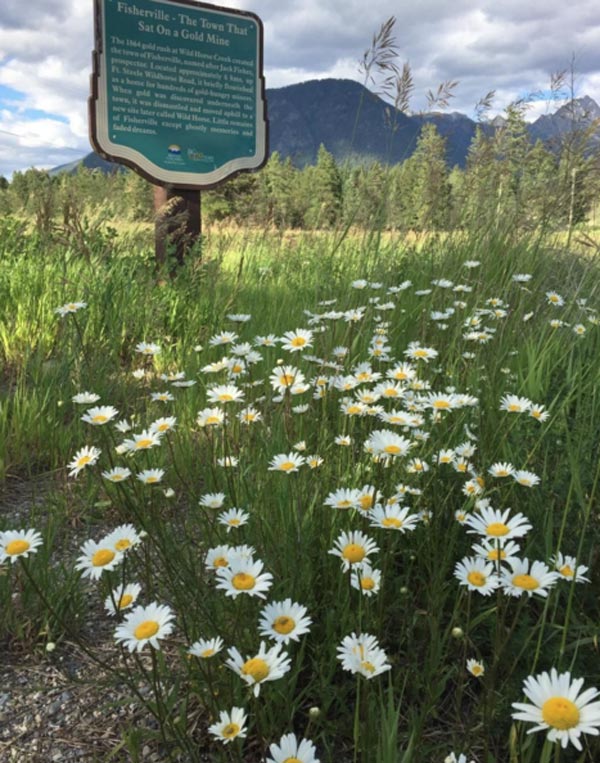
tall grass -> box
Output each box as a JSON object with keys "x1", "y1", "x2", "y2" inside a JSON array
[{"x1": 0, "y1": 223, "x2": 599, "y2": 761}]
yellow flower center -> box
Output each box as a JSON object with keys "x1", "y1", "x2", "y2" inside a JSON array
[
  {"x1": 487, "y1": 548, "x2": 506, "y2": 561},
  {"x1": 92, "y1": 414, "x2": 108, "y2": 423},
  {"x1": 280, "y1": 374, "x2": 295, "y2": 386},
  {"x1": 413, "y1": 349, "x2": 428, "y2": 358},
  {"x1": 382, "y1": 517, "x2": 403, "y2": 528},
  {"x1": 273, "y1": 616, "x2": 296, "y2": 635},
  {"x1": 77, "y1": 455, "x2": 92, "y2": 467},
  {"x1": 467, "y1": 571, "x2": 487, "y2": 587},
  {"x1": 6, "y1": 539, "x2": 30, "y2": 556},
  {"x1": 92, "y1": 548, "x2": 116, "y2": 567},
  {"x1": 134, "y1": 620, "x2": 160, "y2": 640},
  {"x1": 290, "y1": 336, "x2": 307, "y2": 347},
  {"x1": 512, "y1": 574, "x2": 539, "y2": 591},
  {"x1": 232, "y1": 572, "x2": 256, "y2": 590},
  {"x1": 383, "y1": 444, "x2": 402, "y2": 455},
  {"x1": 136, "y1": 438, "x2": 153, "y2": 449},
  {"x1": 118, "y1": 593, "x2": 134, "y2": 609},
  {"x1": 361, "y1": 577, "x2": 376, "y2": 590},
  {"x1": 221, "y1": 723, "x2": 240, "y2": 738},
  {"x1": 145, "y1": 476, "x2": 159, "y2": 484},
  {"x1": 110, "y1": 474, "x2": 125, "y2": 481},
  {"x1": 337, "y1": 500, "x2": 353, "y2": 508},
  {"x1": 206, "y1": 416, "x2": 221, "y2": 425},
  {"x1": 201, "y1": 648, "x2": 215, "y2": 657},
  {"x1": 471, "y1": 664, "x2": 484, "y2": 677},
  {"x1": 213, "y1": 556, "x2": 228, "y2": 568},
  {"x1": 433, "y1": 400, "x2": 451, "y2": 409},
  {"x1": 157, "y1": 423, "x2": 170, "y2": 432},
  {"x1": 242, "y1": 657, "x2": 270, "y2": 682},
  {"x1": 456, "y1": 462, "x2": 468, "y2": 472},
  {"x1": 541, "y1": 697, "x2": 580, "y2": 730},
  {"x1": 559, "y1": 565, "x2": 574, "y2": 578},
  {"x1": 228, "y1": 519, "x2": 241, "y2": 526},
  {"x1": 347, "y1": 405, "x2": 363, "y2": 415},
  {"x1": 114, "y1": 539, "x2": 131, "y2": 551},
  {"x1": 219, "y1": 393, "x2": 234, "y2": 402},
  {"x1": 358, "y1": 495, "x2": 374, "y2": 511},
  {"x1": 360, "y1": 660, "x2": 376, "y2": 673},
  {"x1": 486, "y1": 522, "x2": 510, "y2": 537},
  {"x1": 508, "y1": 404, "x2": 521, "y2": 412},
  {"x1": 283, "y1": 758, "x2": 302, "y2": 763},
  {"x1": 279, "y1": 461, "x2": 296, "y2": 472},
  {"x1": 342, "y1": 544, "x2": 366, "y2": 563}
]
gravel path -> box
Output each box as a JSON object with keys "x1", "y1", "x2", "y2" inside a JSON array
[{"x1": 0, "y1": 477, "x2": 166, "y2": 762}]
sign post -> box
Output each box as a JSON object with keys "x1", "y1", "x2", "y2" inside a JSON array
[{"x1": 89, "y1": 0, "x2": 268, "y2": 264}]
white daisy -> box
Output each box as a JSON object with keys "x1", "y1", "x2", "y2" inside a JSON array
[
  {"x1": 136, "y1": 468, "x2": 165, "y2": 485},
  {"x1": 75, "y1": 539, "x2": 124, "y2": 580},
  {"x1": 68, "y1": 445, "x2": 101, "y2": 478},
  {"x1": 104, "y1": 583, "x2": 142, "y2": 615},
  {"x1": 101, "y1": 466, "x2": 132, "y2": 483},
  {"x1": 225, "y1": 642, "x2": 291, "y2": 696},
  {"x1": 218, "y1": 508, "x2": 250, "y2": 532},
  {"x1": 266, "y1": 733, "x2": 319, "y2": 763},
  {"x1": 0, "y1": 529, "x2": 43, "y2": 564},
  {"x1": 551, "y1": 552, "x2": 590, "y2": 583},
  {"x1": 215, "y1": 554, "x2": 273, "y2": 599},
  {"x1": 512, "y1": 668, "x2": 600, "y2": 750},
  {"x1": 368, "y1": 504, "x2": 419, "y2": 533},
  {"x1": 501, "y1": 558, "x2": 559, "y2": 598},
  {"x1": 102, "y1": 524, "x2": 143, "y2": 553},
  {"x1": 464, "y1": 506, "x2": 532, "y2": 544},
  {"x1": 454, "y1": 556, "x2": 500, "y2": 596},
  {"x1": 350, "y1": 562, "x2": 382, "y2": 597},
  {"x1": 114, "y1": 603, "x2": 174, "y2": 652},
  {"x1": 188, "y1": 636, "x2": 224, "y2": 659},
  {"x1": 268, "y1": 453, "x2": 305, "y2": 473},
  {"x1": 329, "y1": 530, "x2": 379, "y2": 572},
  {"x1": 199, "y1": 492, "x2": 226, "y2": 509},
  {"x1": 337, "y1": 632, "x2": 391, "y2": 679},
  {"x1": 258, "y1": 599, "x2": 312, "y2": 644},
  {"x1": 72, "y1": 391, "x2": 101, "y2": 404},
  {"x1": 81, "y1": 405, "x2": 119, "y2": 425},
  {"x1": 208, "y1": 706, "x2": 248, "y2": 744}
]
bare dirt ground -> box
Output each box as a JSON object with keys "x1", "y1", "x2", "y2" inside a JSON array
[{"x1": 0, "y1": 477, "x2": 160, "y2": 762}]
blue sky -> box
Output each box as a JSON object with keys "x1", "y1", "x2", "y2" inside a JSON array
[{"x1": 0, "y1": 0, "x2": 599, "y2": 177}]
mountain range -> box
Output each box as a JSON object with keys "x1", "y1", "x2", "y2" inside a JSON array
[{"x1": 53, "y1": 79, "x2": 600, "y2": 175}]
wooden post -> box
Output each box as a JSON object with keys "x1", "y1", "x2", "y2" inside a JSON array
[{"x1": 154, "y1": 185, "x2": 202, "y2": 270}]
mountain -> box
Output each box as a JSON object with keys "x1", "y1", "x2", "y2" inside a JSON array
[
  {"x1": 52, "y1": 79, "x2": 599, "y2": 175},
  {"x1": 49, "y1": 151, "x2": 126, "y2": 176},
  {"x1": 528, "y1": 95, "x2": 600, "y2": 150}
]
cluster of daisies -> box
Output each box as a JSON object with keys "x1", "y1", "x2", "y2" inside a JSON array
[
  {"x1": 25, "y1": 273, "x2": 598, "y2": 756},
  {"x1": 454, "y1": 502, "x2": 589, "y2": 598}
]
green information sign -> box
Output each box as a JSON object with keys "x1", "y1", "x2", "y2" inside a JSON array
[{"x1": 89, "y1": 0, "x2": 268, "y2": 188}]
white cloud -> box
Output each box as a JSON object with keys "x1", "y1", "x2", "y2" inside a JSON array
[{"x1": 0, "y1": 0, "x2": 598, "y2": 175}]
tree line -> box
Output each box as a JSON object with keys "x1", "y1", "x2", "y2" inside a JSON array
[{"x1": 1, "y1": 103, "x2": 598, "y2": 235}]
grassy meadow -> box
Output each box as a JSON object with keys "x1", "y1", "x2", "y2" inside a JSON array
[{"x1": 0, "y1": 218, "x2": 599, "y2": 763}]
